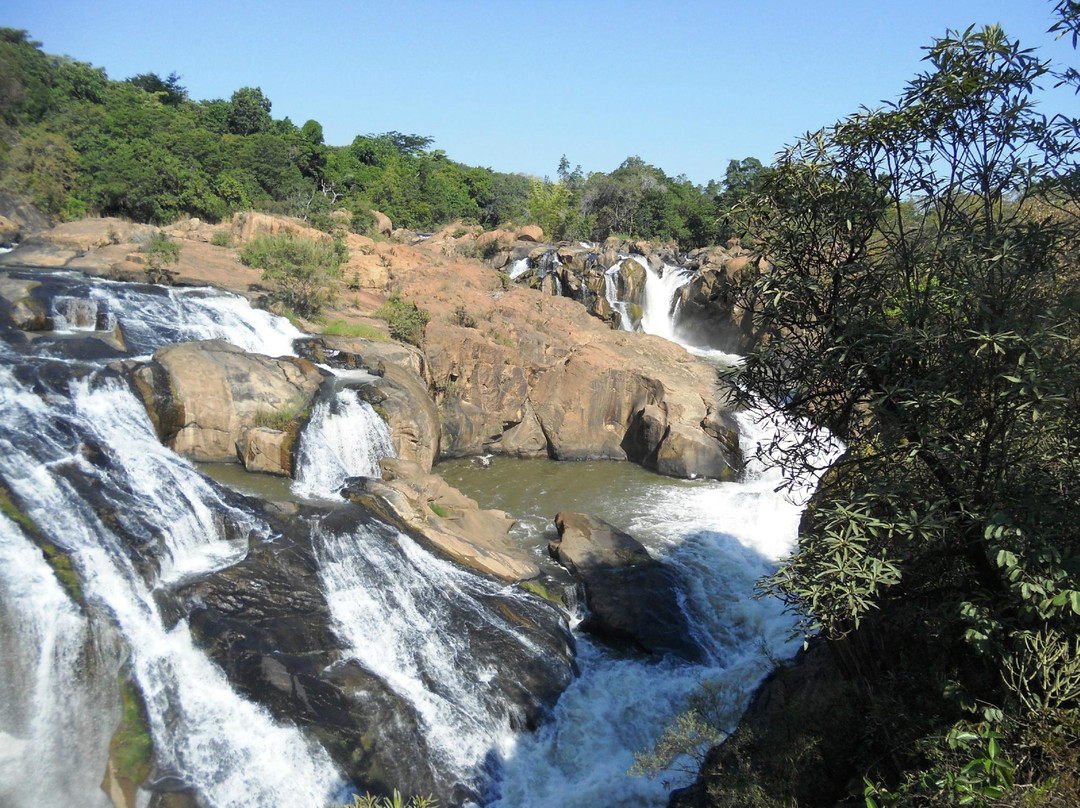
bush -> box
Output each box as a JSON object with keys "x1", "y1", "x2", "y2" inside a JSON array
[
  {"x1": 141, "y1": 229, "x2": 181, "y2": 284},
  {"x1": 374, "y1": 292, "x2": 429, "y2": 346},
  {"x1": 210, "y1": 230, "x2": 232, "y2": 247},
  {"x1": 239, "y1": 232, "x2": 342, "y2": 317}
]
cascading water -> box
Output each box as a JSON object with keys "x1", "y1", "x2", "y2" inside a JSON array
[
  {"x1": 15, "y1": 269, "x2": 301, "y2": 358},
  {"x1": 0, "y1": 513, "x2": 118, "y2": 808},
  {"x1": 444, "y1": 407, "x2": 832, "y2": 808},
  {"x1": 0, "y1": 359, "x2": 348, "y2": 808},
  {"x1": 315, "y1": 521, "x2": 560, "y2": 797},
  {"x1": 604, "y1": 255, "x2": 693, "y2": 342},
  {"x1": 292, "y1": 388, "x2": 396, "y2": 500},
  {"x1": 2, "y1": 262, "x2": 828, "y2": 808}
]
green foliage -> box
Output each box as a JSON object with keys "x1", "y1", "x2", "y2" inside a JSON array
[
  {"x1": 227, "y1": 86, "x2": 272, "y2": 135},
  {"x1": 240, "y1": 232, "x2": 343, "y2": 317},
  {"x1": 110, "y1": 677, "x2": 153, "y2": 786},
  {"x1": 729, "y1": 22, "x2": 1080, "y2": 802},
  {"x1": 210, "y1": 230, "x2": 232, "y2": 247},
  {"x1": 251, "y1": 397, "x2": 306, "y2": 431},
  {"x1": 518, "y1": 579, "x2": 566, "y2": 607},
  {"x1": 345, "y1": 791, "x2": 437, "y2": 808},
  {"x1": 631, "y1": 680, "x2": 733, "y2": 781},
  {"x1": 321, "y1": 319, "x2": 385, "y2": 340},
  {"x1": 375, "y1": 293, "x2": 429, "y2": 346},
  {"x1": 140, "y1": 229, "x2": 181, "y2": 284}
]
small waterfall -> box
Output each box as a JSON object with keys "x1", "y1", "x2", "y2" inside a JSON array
[
  {"x1": 639, "y1": 262, "x2": 693, "y2": 342},
  {"x1": 507, "y1": 258, "x2": 531, "y2": 280},
  {"x1": 603, "y1": 266, "x2": 636, "y2": 331},
  {"x1": 23, "y1": 273, "x2": 303, "y2": 357},
  {"x1": 292, "y1": 388, "x2": 396, "y2": 500}
]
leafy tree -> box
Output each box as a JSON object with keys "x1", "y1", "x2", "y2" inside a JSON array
[
  {"x1": 126, "y1": 71, "x2": 188, "y2": 105},
  {"x1": 729, "y1": 22, "x2": 1080, "y2": 800},
  {"x1": 227, "y1": 86, "x2": 272, "y2": 136}
]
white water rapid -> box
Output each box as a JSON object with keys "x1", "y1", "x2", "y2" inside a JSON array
[
  {"x1": 0, "y1": 361, "x2": 348, "y2": 808},
  {"x1": 474, "y1": 408, "x2": 828, "y2": 808},
  {"x1": 604, "y1": 255, "x2": 693, "y2": 341}
]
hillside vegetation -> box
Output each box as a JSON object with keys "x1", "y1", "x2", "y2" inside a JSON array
[{"x1": 0, "y1": 28, "x2": 761, "y2": 248}]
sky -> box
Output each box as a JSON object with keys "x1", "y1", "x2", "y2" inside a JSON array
[{"x1": 2, "y1": 0, "x2": 1076, "y2": 184}]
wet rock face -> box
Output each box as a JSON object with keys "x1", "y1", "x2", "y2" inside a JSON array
[
  {"x1": 342, "y1": 457, "x2": 539, "y2": 582},
  {"x1": 550, "y1": 512, "x2": 706, "y2": 662},
  {"x1": 178, "y1": 503, "x2": 577, "y2": 805}
]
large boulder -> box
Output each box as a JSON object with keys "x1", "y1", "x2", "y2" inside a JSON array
[
  {"x1": 344, "y1": 458, "x2": 538, "y2": 582},
  {"x1": 128, "y1": 339, "x2": 326, "y2": 470},
  {"x1": 517, "y1": 225, "x2": 543, "y2": 242},
  {"x1": 550, "y1": 512, "x2": 704, "y2": 661}
]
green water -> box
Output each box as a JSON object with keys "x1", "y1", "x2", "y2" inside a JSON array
[
  {"x1": 196, "y1": 462, "x2": 297, "y2": 503},
  {"x1": 436, "y1": 456, "x2": 711, "y2": 574}
]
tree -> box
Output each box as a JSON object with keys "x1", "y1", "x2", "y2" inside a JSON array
[
  {"x1": 729, "y1": 23, "x2": 1080, "y2": 800},
  {"x1": 227, "y1": 86, "x2": 272, "y2": 135}
]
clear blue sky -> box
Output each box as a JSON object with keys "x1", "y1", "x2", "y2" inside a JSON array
[{"x1": 3, "y1": 0, "x2": 1075, "y2": 184}]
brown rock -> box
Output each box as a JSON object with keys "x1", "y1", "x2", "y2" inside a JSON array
[
  {"x1": 517, "y1": 225, "x2": 544, "y2": 242},
  {"x1": 345, "y1": 458, "x2": 538, "y2": 582},
  {"x1": 372, "y1": 210, "x2": 393, "y2": 236},
  {"x1": 236, "y1": 426, "x2": 296, "y2": 476},
  {"x1": 531, "y1": 354, "x2": 662, "y2": 461},
  {"x1": 130, "y1": 340, "x2": 326, "y2": 467},
  {"x1": 550, "y1": 512, "x2": 705, "y2": 660},
  {"x1": 656, "y1": 424, "x2": 739, "y2": 480},
  {"x1": 492, "y1": 402, "x2": 548, "y2": 458}
]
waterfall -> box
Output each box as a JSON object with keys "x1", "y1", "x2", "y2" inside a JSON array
[
  {"x1": 639, "y1": 263, "x2": 693, "y2": 342},
  {"x1": 484, "y1": 409, "x2": 836, "y2": 808},
  {"x1": 292, "y1": 388, "x2": 396, "y2": 500},
  {"x1": 507, "y1": 258, "x2": 531, "y2": 280},
  {"x1": 0, "y1": 361, "x2": 348, "y2": 808},
  {"x1": 15, "y1": 270, "x2": 302, "y2": 357},
  {"x1": 0, "y1": 513, "x2": 117, "y2": 808},
  {"x1": 315, "y1": 522, "x2": 547, "y2": 795}
]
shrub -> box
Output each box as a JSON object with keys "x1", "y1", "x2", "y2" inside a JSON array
[
  {"x1": 374, "y1": 292, "x2": 429, "y2": 346},
  {"x1": 210, "y1": 230, "x2": 232, "y2": 247},
  {"x1": 451, "y1": 305, "x2": 476, "y2": 328},
  {"x1": 141, "y1": 229, "x2": 181, "y2": 284},
  {"x1": 251, "y1": 397, "x2": 306, "y2": 431},
  {"x1": 239, "y1": 232, "x2": 343, "y2": 318}
]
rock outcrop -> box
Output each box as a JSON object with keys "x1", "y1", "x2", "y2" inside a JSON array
[
  {"x1": 550, "y1": 512, "x2": 705, "y2": 661},
  {"x1": 417, "y1": 289, "x2": 743, "y2": 479},
  {"x1": 344, "y1": 458, "x2": 538, "y2": 582},
  {"x1": 127, "y1": 339, "x2": 327, "y2": 473}
]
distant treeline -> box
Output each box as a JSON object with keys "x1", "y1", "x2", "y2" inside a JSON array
[{"x1": 0, "y1": 28, "x2": 765, "y2": 248}]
